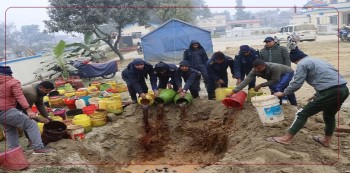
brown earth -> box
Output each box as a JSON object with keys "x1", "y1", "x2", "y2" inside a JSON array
[{"x1": 1, "y1": 40, "x2": 350, "y2": 173}]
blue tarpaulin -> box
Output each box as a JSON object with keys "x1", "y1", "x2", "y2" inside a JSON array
[{"x1": 141, "y1": 19, "x2": 213, "y2": 62}]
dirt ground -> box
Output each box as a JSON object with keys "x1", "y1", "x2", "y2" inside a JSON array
[{"x1": 1, "y1": 39, "x2": 350, "y2": 173}]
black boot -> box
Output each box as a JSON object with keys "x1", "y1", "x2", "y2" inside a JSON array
[{"x1": 208, "y1": 93, "x2": 215, "y2": 100}]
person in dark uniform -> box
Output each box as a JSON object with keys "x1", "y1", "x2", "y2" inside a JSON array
[
  {"x1": 175, "y1": 60, "x2": 201, "y2": 98},
  {"x1": 206, "y1": 51, "x2": 235, "y2": 100},
  {"x1": 183, "y1": 40, "x2": 209, "y2": 90},
  {"x1": 153, "y1": 61, "x2": 178, "y2": 91},
  {"x1": 122, "y1": 58, "x2": 157, "y2": 102},
  {"x1": 234, "y1": 45, "x2": 259, "y2": 89}
]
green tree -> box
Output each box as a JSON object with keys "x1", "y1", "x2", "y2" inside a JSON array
[
  {"x1": 235, "y1": 0, "x2": 250, "y2": 20},
  {"x1": 20, "y1": 25, "x2": 51, "y2": 48},
  {"x1": 44, "y1": 0, "x2": 155, "y2": 61},
  {"x1": 0, "y1": 22, "x2": 22, "y2": 58},
  {"x1": 157, "y1": 0, "x2": 211, "y2": 23}
]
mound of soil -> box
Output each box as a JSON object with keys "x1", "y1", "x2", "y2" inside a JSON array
[{"x1": 25, "y1": 98, "x2": 350, "y2": 172}]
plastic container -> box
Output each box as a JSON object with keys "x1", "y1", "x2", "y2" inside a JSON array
[
  {"x1": 0, "y1": 147, "x2": 29, "y2": 171},
  {"x1": 155, "y1": 89, "x2": 177, "y2": 104},
  {"x1": 64, "y1": 92, "x2": 76, "y2": 98},
  {"x1": 66, "y1": 125, "x2": 85, "y2": 140},
  {"x1": 75, "y1": 89, "x2": 88, "y2": 97},
  {"x1": 48, "y1": 96, "x2": 64, "y2": 107},
  {"x1": 99, "y1": 83, "x2": 111, "y2": 91},
  {"x1": 66, "y1": 109, "x2": 83, "y2": 119},
  {"x1": 87, "y1": 86, "x2": 99, "y2": 96},
  {"x1": 174, "y1": 93, "x2": 193, "y2": 105},
  {"x1": 57, "y1": 89, "x2": 66, "y2": 95},
  {"x1": 222, "y1": 91, "x2": 247, "y2": 109},
  {"x1": 98, "y1": 98, "x2": 109, "y2": 110},
  {"x1": 41, "y1": 121, "x2": 67, "y2": 145},
  {"x1": 137, "y1": 93, "x2": 155, "y2": 106},
  {"x1": 90, "y1": 82, "x2": 101, "y2": 89},
  {"x1": 88, "y1": 97, "x2": 99, "y2": 106},
  {"x1": 115, "y1": 83, "x2": 128, "y2": 93},
  {"x1": 215, "y1": 88, "x2": 227, "y2": 101},
  {"x1": 90, "y1": 110, "x2": 108, "y2": 127},
  {"x1": 106, "y1": 97, "x2": 123, "y2": 114},
  {"x1": 53, "y1": 108, "x2": 66, "y2": 120},
  {"x1": 72, "y1": 114, "x2": 92, "y2": 133},
  {"x1": 82, "y1": 104, "x2": 97, "y2": 115},
  {"x1": 251, "y1": 95, "x2": 284, "y2": 125},
  {"x1": 247, "y1": 88, "x2": 264, "y2": 102},
  {"x1": 75, "y1": 99, "x2": 86, "y2": 109},
  {"x1": 37, "y1": 122, "x2": 44, "y2": 135},
  {"x1": 64, "y1": 98, "x2": 77, "y2": 109},
  {"x1": 50, "y1": 116, "x2": 63, "y2": 122}
]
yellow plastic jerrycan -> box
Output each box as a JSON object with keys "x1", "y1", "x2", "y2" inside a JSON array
[
  {"x1": 247, "y1": 88, "x2": 264, "y2": 102},
  {"x1": 72, "y1": 114, "x2": 92, "y2": 133},
  {"x1": 106, "y1": 96, "x2": 123, "y2": 114},
  {"x1": 225, "y1": 86, "x2": 235, "y2": 95},
  {"x1": 137, "y1": 93, "x2": 155, "y2": 106}
]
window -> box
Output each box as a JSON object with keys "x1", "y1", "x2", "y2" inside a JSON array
[{"x1": 330, "y1": 16, "x2": 338, "y2": 25}]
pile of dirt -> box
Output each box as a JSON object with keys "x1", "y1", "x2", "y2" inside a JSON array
[{"x1": 25, "y1": 98, "x2": 350, "y2": 172}]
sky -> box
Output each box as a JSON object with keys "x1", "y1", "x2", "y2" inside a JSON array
[{"x1": 0, "y1": 0, "x2": 309, "y2": 30}]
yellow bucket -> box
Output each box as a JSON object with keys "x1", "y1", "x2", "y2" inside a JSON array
[
  {"x1": 65, "y1": 92, "x2": 76, "y2": 98},
  {"x1": 50, "y1": 116, "x2": 63, "y2": 122},
  {"x1": 57, "y1": 89, "x2": 66, "y2": 95},
  {"x1": 90, "y1": 110, "x2": 107, "y2": 127},
  {"x1": 215, "y1": 88, "x2": 227, "y2": 101},
  {"x1": 75, "y1": 90, "x2": 88, "y2": 97},
  {"x1": 72, "y1": 114, "x2": 92, "y2": 133},
  {"x1": 98, "y1": 99, "x2": 109, "y2": 110},
  {"x1": 106, "y1": 98, "x2": 123, "y2": 114}
]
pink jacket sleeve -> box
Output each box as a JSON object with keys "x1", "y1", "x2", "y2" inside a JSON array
[{"x1": 11, "y1": 80, "x2": 30, "y2": 109}]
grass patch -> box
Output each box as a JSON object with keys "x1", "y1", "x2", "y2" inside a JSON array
[{"x1": 33, "y1": 167, "x2": 86, "y2": 173}]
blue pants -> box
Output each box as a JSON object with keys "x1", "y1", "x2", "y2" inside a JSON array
[
  {"x1": 158, "y1": 77, "x2": 178, "y2": 91},
  {"x1": 269, "y1": 72, "x2": 297, "y2": 106},
  {"x1": 207, "y1": 76, "x2": 228, "y2": 94},
  {"x1": 193, "y1": 65, "x2": 209, "y2": 86},
  {"x1": 185, "y1": 79, "x2": 200, "y2": 98},
  {"x1": 122, "y1": 71, "x2": 148, "y2": 101}
]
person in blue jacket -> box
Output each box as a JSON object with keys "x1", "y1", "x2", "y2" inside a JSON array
[
  {"x1": 153, "y1": 61, "x2": 178, "y2": 91},
  {"x1": 206, "y1": 51, "x2": 235, "y2": 100},
  {"x1": 175, "y1": 60, "x2": 201, "y2": 98},
  {"x1": 234, "y1": 45, "x2": 259, "y2": 89},
  {"x1": 183, "y1": 40, "x2": 209, "y2": 90},
  {"x1": 122, "y1": 58, "x2": 157, "y2": 103}
]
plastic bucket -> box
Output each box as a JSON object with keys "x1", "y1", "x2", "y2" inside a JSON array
[
  {"x1": 174, "y1": 93, "x2": 193, "y2": 105},
  {"x1": 155, "y1": 89, "x2": 177, "y2": 104},
  {"x1": 0, "y1": 147, "x2": 29, "y2": 170},
  {"x1": 42, "y1": 121, "x2": 67, "y2": 145},
  {"x1": 72, "y1": 114, "x2": 92, "y2": 133},
  {"x1": 66, "y1": 125, "x2": 85, "y2": 140},
  {"x1": 247, "y1": 88, "x2": 264, "y2": 102},
  {"x1": 53, "y1": 108, "x2": 66, "y2": 120},
  {"x1": 98, "y1": 99, "x2": 108, "y2": 110},
  {"x1": 90, "y1": 111, "x2": 108, "y2": 127},
  {"x1": 137, "y1": 93, "x2": 155, "y2": 106},
  {"x1": 251, "y1": 95, "x2": 284, "y2": 124},
  {"x1": 37, "y1": 122, "x2": 44, "y2": 134},
  {"x1": 66, "y1": 109, "x2": 83, "y2": 119},
  {"x1": 106, "y1": 99, "x2": 123, "y2": 114},
  {"x1": 215, "y1": 88, "x2": 227, "y2": 101},
  {"x1": 82, "y1": 104, "x2": 97, "y2": 115},
  {"x1": 222, "y1": 91, "x2": 247, "y2": 108},
  {"x1": 64, "y1": 98, "x2": 76, "y2": 109}
]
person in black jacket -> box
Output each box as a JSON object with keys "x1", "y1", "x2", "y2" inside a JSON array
[
  {"x1": 206, "y1": 51, "x2": 235, "y2": 100},
  {"x1": 154, "y1": 61, "x2": 178, "y2": 91},
  {"x1": 234, "y1": 45, "x2": 259, "y2": 89},
  {"x1": 175, "y1": 60, "x2": 201, "y2": 98},
  {"x1": 183, "y1": 40, "x2": 209, "y2": 89},
  {"x1": 122, "y1": 58, "x2": 157, "y2": 102}
]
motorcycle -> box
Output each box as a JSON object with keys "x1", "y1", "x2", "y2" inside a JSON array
[
  {"x1": 338, "y1": 26, "x2": 350, "y2": 42},
  {"x1": 70, "y1": 59, "x2": 118, "y2": 79}
]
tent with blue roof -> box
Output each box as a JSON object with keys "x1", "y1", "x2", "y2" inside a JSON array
[{"x1": 141, "y1": 18, "x2": 213, "y2": 62}]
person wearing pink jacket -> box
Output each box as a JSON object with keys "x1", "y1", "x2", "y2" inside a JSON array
[{"x1": 0, "y1": 66, "x2": 54, "y2": 154}]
